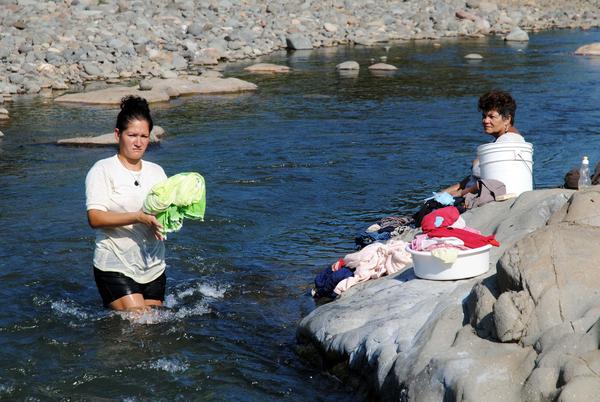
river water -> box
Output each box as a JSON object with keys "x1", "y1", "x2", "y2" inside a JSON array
[{"x1": 1, "y1": 28, "x2": 599, "y2": 400}]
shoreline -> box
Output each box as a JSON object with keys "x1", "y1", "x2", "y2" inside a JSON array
[
  {"x1": 297, "y1": 184, "x2": 600, "y2": 401},
  {"x1": 0, "y1": 0, "x2": 598, "y2": 98}
]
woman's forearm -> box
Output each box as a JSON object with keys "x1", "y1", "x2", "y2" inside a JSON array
[{"x1": 87, "y1": 209, "x2": 143, "y2": 229}]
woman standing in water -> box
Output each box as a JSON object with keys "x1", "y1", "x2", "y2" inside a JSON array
[{"x1": 85, "y1": 95, "x2": 168, "y2": 311}]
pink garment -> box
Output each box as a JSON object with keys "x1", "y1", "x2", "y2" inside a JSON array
[
  {"x1": 334, "y1": 239, "x2": 412, "y2": 294},
  {"x1": 410, "y1": 234, "x2": 466, "y2": 251},
  {"x1": 450, "y1": 216, "x2": 466, "y2": 229},
  {"x1": 425, "y1": 243, "x2": 467, "y2": 252}
]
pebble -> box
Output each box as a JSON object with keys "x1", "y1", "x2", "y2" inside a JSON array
[
  {"x1": 139, "y1": 79, "x2": 153, "y2": 91},
  {"x1": 0, "y1": 1, "x2": 594, "y2": 94}
]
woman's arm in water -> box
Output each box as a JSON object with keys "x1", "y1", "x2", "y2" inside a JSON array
[{"x1": 87, "y1": 209, "x2": 163, "y2": 240}]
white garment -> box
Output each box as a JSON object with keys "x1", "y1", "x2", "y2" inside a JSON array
[
  {"x1": 334, "y1": 239, "x2": 412, "y2": 294},
  {"x1": 431, "y1": 248, "x2": 459, "y2": 263},
  {"x1": 494, "y1": 132, "x2": 525, "y2": 143},
  {"x1": 86, "y1": 154, "x2": 168, "y2": 283}
]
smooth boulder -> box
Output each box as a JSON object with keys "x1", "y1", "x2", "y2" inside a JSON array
[
  {"x1": 336, "y1": 61, "x2": 360, "y2": 70},
  {"x1": 244, "y1": 63, "x2": 290, "y2": 73},
  {"x1": 465, "y1": 53, "x2": 484, "y2": 60},
  {"x1": 574, "y1": 42, "x2": 600, "y2": 56},
  {"x1": 367, "y1": 63, "x2": 397, "y2": 71},
  {"x1": 57, "y1": 126, "x2": 165, "y2": 146},
  {"x1": 54, "y1": 77, "x2": 257, "y2": 105},
  {"x1": 504, "y1": 27, "x2": 529, "y2": 41},
  {"x1": 286, "y1": 34, "x2": 312, "y2": 50}
]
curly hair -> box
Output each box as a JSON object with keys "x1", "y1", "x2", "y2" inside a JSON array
[{"x1": 478, "y1": 90, "x2": 516, "y2": 125}]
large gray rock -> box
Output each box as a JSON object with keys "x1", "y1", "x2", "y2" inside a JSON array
[
  {"x1": 298, "y1": 189, "x2": 575, "y2": 400},
  {"x1": 286, "y1": 34, "x2": 312, "y2": 50}
]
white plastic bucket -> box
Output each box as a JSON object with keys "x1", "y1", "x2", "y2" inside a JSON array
[
  {"x1": 406, "y1": 244, "x2": 491, "y2": 280},
  {"x1": 477, "y1": 142, "x2": 533, "y2": 195}
]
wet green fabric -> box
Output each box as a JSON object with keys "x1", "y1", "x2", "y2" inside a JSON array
[{"x1": 143, "y1": 172, "x2": 206, "y2": 238}]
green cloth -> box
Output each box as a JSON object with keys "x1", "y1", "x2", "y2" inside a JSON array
[{"x1": 143, "y1": 172, "x2": 206, "y2": 238}]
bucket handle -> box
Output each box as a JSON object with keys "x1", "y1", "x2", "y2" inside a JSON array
[{"x1": 516, "y1": 152, "x2": 536, "y2": 189}]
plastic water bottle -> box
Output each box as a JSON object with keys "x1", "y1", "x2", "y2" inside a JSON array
[{"x1": 578, "y1": 156, "x2": 591, "y2": 189}]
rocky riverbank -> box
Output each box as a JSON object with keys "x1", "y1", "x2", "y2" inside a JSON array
[
  {"x1": 0, "y1": 0, "x2": 598, "y2": 96},
  {"x1": 297, "y1": 188, "x2": 600, "y2": 401}
]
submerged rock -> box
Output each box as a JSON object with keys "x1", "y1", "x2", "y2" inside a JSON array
[
  {"x1": 574, "y1": 42, "x2": 600, "y2": 56},
  {"x1": 336, "y1": 61, "x2": 360, "y2": 70},
  {"x1": 244, "y1": 63, "x2": 290, "y2": 73},
  {"x1": 367, "y1": 63, "x2": 397, "y2": 71},
  {"x1": 54, "y1": 77, "x2": 257, "y2": 105}
]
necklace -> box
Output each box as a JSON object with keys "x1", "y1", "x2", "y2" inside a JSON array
[
  {"x1": 117, "y1": 155, "x2": 142, "y2": 186},
  {"x1": 129, "y1": 170, "x2": 141, "y2": 187}
]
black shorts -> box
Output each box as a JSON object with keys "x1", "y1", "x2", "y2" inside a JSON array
[{"x1": 93, "y1": 267, "x2": 166, "y2": 307}]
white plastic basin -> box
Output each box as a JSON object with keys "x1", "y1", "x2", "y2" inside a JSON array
[{"x1": 406, "y1": 244, "x2": 492, "y2": 280}]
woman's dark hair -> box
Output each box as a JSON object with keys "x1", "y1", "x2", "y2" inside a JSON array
[
  {"x1": 115, "y1": 95, "x2": 153, "y2": 132},
  {"x1": 478, "y1": 89, "x2": 516, "y2": 125}
]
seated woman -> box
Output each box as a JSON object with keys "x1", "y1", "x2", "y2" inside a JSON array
[{"x1": 444, "y1": 89, "x2": 523, "y2": 197}]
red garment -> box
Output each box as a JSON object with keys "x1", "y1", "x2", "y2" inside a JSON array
[
  {"x1": 427, "y1": 227, "x2": 500, "y2": 248},
  {"x1": 421, "y1": 206, "x2": 461, "y2": 232}
]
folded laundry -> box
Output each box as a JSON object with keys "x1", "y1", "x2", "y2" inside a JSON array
[
  {"x1": 427, "y1": 227, "x2": 500, "y2": 248},
  {"x1": 410, "y1": 233, "x2": 466, "y2": 251}
]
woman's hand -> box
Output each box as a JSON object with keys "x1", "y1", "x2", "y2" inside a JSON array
[
  {"x1": 87, "y1": 209, "x2": 164, "y2": 240},
  {"x1": 136, "y1": 211, "x2": 164, "y2": 240}
]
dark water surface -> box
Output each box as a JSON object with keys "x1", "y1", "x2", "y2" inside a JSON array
[{"x1": 1, "y1": 29, "x2": 599, "y2": 400}]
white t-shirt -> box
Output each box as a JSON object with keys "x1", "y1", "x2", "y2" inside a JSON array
[
  {"x1": 86, "y1": 154, "x2": 168, "y2": 283},
  {"x1": 494, "y1": 132, "x2": 525, "y2": 143}
]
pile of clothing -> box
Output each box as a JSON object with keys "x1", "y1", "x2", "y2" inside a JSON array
[
  {"x1": 312, "y1": 238, "x2": 412, "y2": 299},
  {"x1": 409, "y1": 206, "x2": 499, "y2": 264},
  {"x1": 314, "y1": 187, "x2": 504, "y2": 300},
  {"x1": 354, "y1": 215, "x2": 415, "y2": 249}
]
